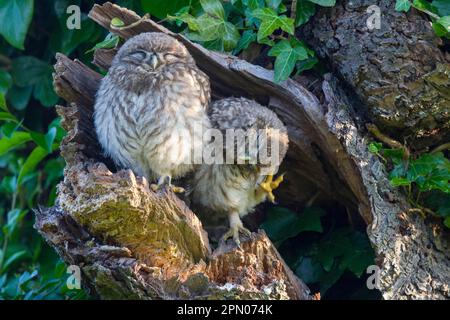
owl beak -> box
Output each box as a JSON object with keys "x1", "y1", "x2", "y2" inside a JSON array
[{"x1": 147, "y1": 53, "x2": 159, "y2": 70}]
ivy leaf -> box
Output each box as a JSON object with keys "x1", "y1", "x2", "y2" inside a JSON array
[
  {"x1": 86, "y1": 33, "x2": 119, "y2": 54},
  {"x1": 30, "y1": 127, "x2": 57, "y2": 153},
  {"x1": 268, "y1": 39, "x2": 309, "y2": 82},
  {"x1": 18, "y1": 146, "x2": 49, "y2": 185},
  {"x1": 395, "y1": 0, "x2": 412, "y2": 12},
  {"x1": 436, "y1": 16, "x2": 450, "y2": 33},
  {"x1": 6, "y1": 85, "x2": 33, "y2": 111},
  {"x1": 0, "y1": 93, "x2": 8, "y2": 112},
  {"x1": 194, "y1": 14, "x2": 225, "y2": 41},
  {"x1": 0, "y1": 70, "x2": 12, "y2": 94},
  {"x1": 296, "y1": 0, "x2": 316, "y2": 27},
  {"x1": 307, "y1": 0, "x2": 336, "y2": 7},
  {"x1": 200, "y1": 0, "x2": 225, "y2": 20},
  {"x1": 234, "y1": 30, "x2": 256, "y2": 53},
  {"x1": 252, "y1": 8, "x2": 295, "y2": 41},
  {"x1": 390, "y1": 177, "x2": 411, "y2": 187},
  {"x1": 0, "y1": 0, "x2": 34, "y2": 50},
  {"x1": 0, "y1": 131, "x2": 31, "y2": 156},
  {"x1": 242, "y1": 0, "x2": 264, "y2": 11},
  {"x1": 432, "y1": 0, "x2": 450, "y2": 16},
  {"x1": 261, "y1": 206, "x2": 324, "y2": 244},
  {"x1": 3, "y1": 208, "x2": 27, "y2": 236},
  {"x1": 2, "y1": 251, "x2": 28, "y2": 273},
  {"x1": 222, "y1": 22, "x2": 240, "y2": 51},
  {"x1": 140, "y1": 0, "x2": 194, "y2": 19},
  {"x1": 444, "y1": 216, "x2": 450, "y2": 229},
  {"x1": 11, "y1": 56, "x2": 58, "y2": 107},
  {"x1": 266, "y1": 0, "x2": 283, "y2": 10}
]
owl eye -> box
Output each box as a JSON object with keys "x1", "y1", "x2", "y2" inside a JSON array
[
  {"x1": 128, "y1": 50, "x2": 147, "y2": 61},
  {"x1": 164, "y1": 53, "x2": 182, "y2": 60}
]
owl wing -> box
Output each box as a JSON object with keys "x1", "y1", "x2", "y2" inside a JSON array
[
  {"x1": 209, "y1": 97, "x2": 289, "y2": 170},
  {"x1": 190, "y1": 67, "x2": 211, "y2": 109}
]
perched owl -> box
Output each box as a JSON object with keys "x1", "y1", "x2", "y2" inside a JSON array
[
  {"x1": 94, "y1": 32, "x2": 211, "y2": 192},
  {"x1": 189, "y1": 98, "x2": 289, "y2": 246}
]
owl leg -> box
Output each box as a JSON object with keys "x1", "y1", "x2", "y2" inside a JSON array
[
  {"x1": 221, "y1": 211, "x2": 251, "y2": 247},
  {"x1": 259, "y1": 173, "x2": 285, "y2": 203},
  {"x1": 150, "y1": 175, "x2": 185, "y2": 193}
]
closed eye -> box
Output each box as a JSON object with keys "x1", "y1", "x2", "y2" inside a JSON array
[
  {"x1": 128, "y1": 50, "x2": 147, "y2": 61},
  {"x1": 164, "y1": 53, "x2": 182, "y2": 60}
]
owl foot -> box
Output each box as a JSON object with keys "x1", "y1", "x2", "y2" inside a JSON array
[
  {"x1": 150, "y1": 175, "x2": 185, "y2": 193},
  {"x1": 259, "y1": 173, "x2": 285, "y2": 203},
  {"x1": 221, "y1": 212, "x2": 251, "y2": 247}
]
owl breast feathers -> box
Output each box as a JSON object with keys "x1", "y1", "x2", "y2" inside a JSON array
[{"x1": 94, "y1": 32, "x2": 211, "y2": 186}]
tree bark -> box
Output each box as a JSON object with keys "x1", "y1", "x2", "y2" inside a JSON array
[
  {"x1": 34, "y1": 2, "x2": 449, "y2": 300},
  {"x1": 301, "y1": 0, "x2": 450, "y2": 149}
]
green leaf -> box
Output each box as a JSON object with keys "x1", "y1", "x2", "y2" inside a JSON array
[
  {"x1": 444, "y1": 216, "x2": 450, "y2": 228},
  {"x1": 169, "y1": 13, "x2": 201, "y2": 31},
  {"x1": 0, "y1": 70, "x2": 12, "y2": 94},
  {"x1": 252, "y1": 8, "x2": 294, "y2": 41},
  {"x1": 200, "y1": 0, "x2": 225, "y2": 19},
  {"x1": 222, "y1": 22, "x2": 240, "y2": 51},
  {"x1": 307, "y1": 0, "x2": 336, "y2": 7},
  {"x1": 295, "y1": 257, "x2": 325, "y2": 284},
  {"x1": 234, "y1": 30, "x2": 256, "y2": 53},
  {"x1": 242, "y1": 0, "x2": 263, "y2": 11},
  {"x1": 296, "y1": 56, "x2": 318, "y2": 74},
  {"x1": 266, "y1": 0, "x2": 283, "y2": 10},
  {"x1": 0, "y1": 131, "x2": 31, "y2": 155},
  {"x1": 86, "y1": 33, "x2": 120, "y2": 54},
  {"x1": 261, "y1": 206, "x2": 324, "y2": 243},
  {"x1": 2, "y1": 209, "x2": 27, "y2": 237},
  {"x1": 0, "y1": 0, "x2": 34, "y2": 50},
  {"x1": 6, "y1": 85, "x2": 32, "y2": 111},
  {"x1": 0, "y1": 93, "x2": 6, "y2": 111},
  {"x1": 11, "y1": 56, "x2": 58, "y2": 107},
  {"x1": 110, "y1": 17, "x2": 125, "y2": 28},
  {"x1": 296, "y1": 0, "x2": 316, "y2": 26},
  {"x1": 18, "y1": 146, "x2": 49, "y2": 185},
  {"x1": 195, "y1": 14, "x2": 225, "y2": 41},
  {"x1": 2, "y1": 251, "x2": 27, "y2": 273},
  {"x1": 390, "y1": 177, "x2": 411, "y2": 187},
  {"x1": 141, "y1": 0, "x2": 194, "y2": 19},
  {"x1": 30, "y1": 127, "x2": 57, "y2": 153},
  {"x1": 0, "y1": 111, "x2": 18, "y2": 123},
  {"x1": 268, "y1": 39, "x2": 309, "y2": 82},
  {"x1": 432, "y1": 0, "x2": 450, "y2": 16},
  {"x1": 437, "y1": 15, "x2": 450, "y2": 33},
  {"x1": 395, "y1": 0, "x2": 412, "y2": 12}
]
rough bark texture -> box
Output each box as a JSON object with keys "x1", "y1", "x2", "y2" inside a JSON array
[
  {"x1": 34, "y1": 2, "x2": 449, "y2": 300},
  {"x1": 301, "y1": 0, "x2": 450, "y2": 149}
]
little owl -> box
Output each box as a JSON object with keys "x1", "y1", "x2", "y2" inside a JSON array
[
  {"x1": 94, "y1": 32, "x2": 211, "y2": 192},
  {"x1": 189, "y1": 97, "x2": 289, "y2": 246}
]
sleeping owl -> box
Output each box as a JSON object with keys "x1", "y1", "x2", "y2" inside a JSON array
[{"x1": 94, "y1": 32, "x2": 211, "y2": 192}]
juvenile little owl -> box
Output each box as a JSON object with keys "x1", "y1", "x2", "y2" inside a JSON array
[
  {"x1": 189, "y1": 97, "x2": 289, "y2": 246},
  {"x1": 94, "y1": 32, "x2": 211, "y2": 192}
]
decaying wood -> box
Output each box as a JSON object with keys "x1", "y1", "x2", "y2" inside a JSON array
[
  {"x1": 34, "y1": 2, "x2": 449, "y2": 300},
  {"x1": 301, "y1": 0, "x2": 450, "y2": 149}
]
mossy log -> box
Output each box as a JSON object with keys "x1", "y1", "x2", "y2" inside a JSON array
[{"x1": 34, "y1": 2, "x2": 449, "y2": 300}]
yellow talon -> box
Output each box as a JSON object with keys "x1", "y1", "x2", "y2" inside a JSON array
[{"x1": 259, "y1": 173, "x2": 285, "y2": 203}]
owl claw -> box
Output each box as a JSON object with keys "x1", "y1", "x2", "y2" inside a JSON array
[
  {"x1": 221, "y1": 224, "x2": 252, "y2": 247},
  {"x1": 150, "y1": 176, "x2": 185, "y2": 193},
  {"x1": 259, "y1": 173, "x2": 285, "y2": 203}
]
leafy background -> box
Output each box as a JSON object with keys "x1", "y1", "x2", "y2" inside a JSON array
[{"x1": 0, "y1": 0, "x2": 448, "y2": 300}]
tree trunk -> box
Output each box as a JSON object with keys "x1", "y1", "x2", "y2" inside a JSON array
[
  {"x1": 301, "y1": 0, "x2": 450, "y2": 149},
  {"x1": 34, "y1": 2, "x2": 449, "y2": 300}
]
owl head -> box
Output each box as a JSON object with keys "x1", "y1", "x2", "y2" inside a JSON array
[{"x1": 111, "y1": 32, "x2": 195, "y2": 76}]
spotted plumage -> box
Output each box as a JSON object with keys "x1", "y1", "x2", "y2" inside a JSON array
[{"x1": 94, "y1": 32, "x2": 211, "y2": 190}]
